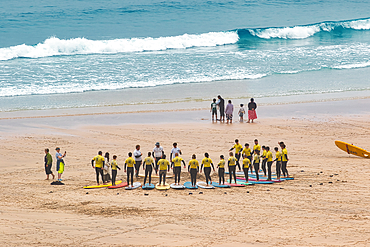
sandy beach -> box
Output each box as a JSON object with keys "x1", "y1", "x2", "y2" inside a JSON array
[{"x1": 1, "y1": 99, "x2": 370, "y2": 246}]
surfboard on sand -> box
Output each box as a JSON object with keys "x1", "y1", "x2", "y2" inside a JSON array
[
  {"x1": 139, "y1": 174, "x2": 174, "y2": 178},
  {"x1": 155, "y1": 183, "x2": 170, "y2": 190},
  {"x1": 335, "y1": 140, "x2": 370, "y2": 159},
  {"x1": 184, "y1": 181, "x2": 198, "y2": 189},
  {"x1": 170, "y1": 183, "x2": 185, "y2": 189},
  {"x1": 107, "y1": 182, "x2": 128, "y2": 189},
  {"x1": 228, "y1": 180, "x2": 254, "y2": 186},
  {"x1": 125, "y1": 182, "x2": 141, "y2": 190},
  {"x1": 224, "y1": 182, "x2": 245, "y2": 187},
  {"x1": 142, "y1": 183, "x2": 155, "y2": 190},
  {"x1": 197, "y1": 181, "x2": 215, "y2": 189},
  {"x1": 84, "y1": 180, "x2": 122, "y2": 189},
  {"x1": 211, "y1": 182, "x2": 231, "y2": 188}
]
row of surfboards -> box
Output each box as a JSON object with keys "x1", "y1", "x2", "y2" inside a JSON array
[{"x1": 83, "y1": 171, "x2": 294, "y2": 190}]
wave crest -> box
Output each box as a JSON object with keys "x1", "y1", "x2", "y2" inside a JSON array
[{"x1": 0, "y1": 31, "x2": 239, "y2": 61}]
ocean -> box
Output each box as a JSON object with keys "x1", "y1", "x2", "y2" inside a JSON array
[{"x1": 1, "y1": 0, "x2": 370, "y2": 113}]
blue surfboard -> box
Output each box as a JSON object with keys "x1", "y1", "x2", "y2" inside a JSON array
[
  {"x1": 142, "y1": 183, "x2": 155, "y2": 190},
  {"x1": 184, "y1": 181, "x2": 198, "y2": 189},
  {"x1": 211, "y1": 182, "x2": 231, "y2": 188}
]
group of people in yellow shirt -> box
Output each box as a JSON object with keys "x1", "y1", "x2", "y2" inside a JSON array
[
  {"x1": 228, "y1": 139, "x2": 289, "y2": 184},
  {"x1": 91, "y1": 139, "x2": 289, "y2": 187}
]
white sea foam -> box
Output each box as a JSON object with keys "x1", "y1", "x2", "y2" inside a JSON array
[
  {"x1": 249, "y1": 18, "x2": 370, "y2": 40},
  {"x1": 332, "y1": 61, "x2": 370, "y2": 69},
  {"x1": 0, "y1": 31, "x2": 239, "y2": 61}
]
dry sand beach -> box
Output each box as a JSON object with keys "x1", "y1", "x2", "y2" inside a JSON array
[{"x1": 0, "y1": 99, "x2": 370, "y2": 246}]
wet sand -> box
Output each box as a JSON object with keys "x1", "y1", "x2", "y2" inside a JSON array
[{"x1": 0, "y1": 99, "x2": 370, "y2": 246}]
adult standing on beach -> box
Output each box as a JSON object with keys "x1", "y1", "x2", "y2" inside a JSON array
[
  {"x1": 280, "y1": 143, "x2": 290, "y2": 178},
  {"x1": 152, "y1": 142, "x2": 164, "y2": 174},
  {"x1": 170, "y1": 142, "x2": 182, "y2": 162},
  {"x1": 247, "y1": 98, "x2": 257, "y2": 123},
  {"x1": 217, "y1": 95, "x2": 225, "y2": 122},
  {"x1": 133, "y1": 145, "x2": 142, "y2": 178},
  {"x1": 44, "y1": 148, "x2": 55, "y2": 180},
  {"x1": 55, "y1": 147, "x2": 66, "y2": 182},
  {"x1": 91, "y1": 151, "x2": 105, "y2": 185},
  {"x1": 225, "y1": 100, "x2": 234, "y2": 124}
]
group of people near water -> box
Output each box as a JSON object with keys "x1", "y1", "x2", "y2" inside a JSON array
[
  {"x1": 89, "y1": 140, "x2": 289, "y2": 188},
  {"x1": 211, "y1": 96, "x2": 258, "y2": 124}
]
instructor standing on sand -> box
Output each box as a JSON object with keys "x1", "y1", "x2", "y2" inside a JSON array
[
  {"x1": 133, "y1": 145, "x2": 142, "y2": 178},
  {"x1": 152, "y1": 142, "x2": 164, "y2": 174}
]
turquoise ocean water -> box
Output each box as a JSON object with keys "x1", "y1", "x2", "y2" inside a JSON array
[{"x1": 1, "y1": 0, "x2": 370, "y2": 112}]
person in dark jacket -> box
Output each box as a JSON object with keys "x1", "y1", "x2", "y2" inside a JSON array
[{"x1": 247, "y1": 98, "x2": 257, "y2": 123}]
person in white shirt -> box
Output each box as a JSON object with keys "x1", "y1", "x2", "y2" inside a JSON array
[
  {"x1": 133, "y1": 145, "x2": 142, "y2": 178},
  {"x1": 152, "y1": 142, "x2": 164, "y2": 174},
  {"x1": 170, "y1": 142, "x2": 182, "y2": 161}
]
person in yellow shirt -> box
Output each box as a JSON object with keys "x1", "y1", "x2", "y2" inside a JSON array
[
  {"x1": 229, "y1": 139, "x2": 243, "y2": 171},
  {"x1": 188, "y1": 154, "x2": 199, "y2": 187},
  {"x1": 252, "y1": 139, "x2": 261, "y2": 155},
  {"x1": 242, "y1": 143, "x2": 253, "y2": 174},
  {"x1": 228, "y1": 152, "x2": 237, "y2": 184},
  {"x1": 172, "y1": 153, "x2": 186, "y2": 185},
  {"x1": 273, "y1": 147, "x2": 282, "y2": 180},
  {"x1": 265, "y1": 147, "x2": 273, "y2": 181},
  {"x1": 111, "y1": 155, "x2": 121, "y2": 186},
  {"x1": 261, "y1": 146, "x2": 267, "y2": 176},
  {"x1": 280, "y1": 143, "x2": 290, "y2": 178},
  {"x1": 200, "y1": 153, "x2": 215, "y2": 185},
  {"x1": 158, "y1": 154, "x2": 170, "y2": 185},
  {"x1": 217, "y1": 155, "x2": 226, "y2": 185},
  {"x1": 124, "y1": 152, "x2": 136, "y2": 187},
  {"x1": 242, "y1": 156, "x2": 251, "y2": 182},
  {"x1": 143, "y1": 152, "x2": 155, "y2": 185},
  {"x1": 253, "y1": 150, "x2": 261, "y2": 181},
  {"x1": 91, "y1": 151, "x2": 105, "y2": 185}
]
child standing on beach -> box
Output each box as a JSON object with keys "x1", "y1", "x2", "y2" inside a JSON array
[
  {"x1": 242, "y1": 155, "x2": 251, "y2": 182},
  {"x1": 242, "y1": 143, "x2": 253, "y2": 174},
  {"x1": 228, "y1": 152, "x2": 237, "y2": 184},
  {"x1": 103, "y1": 152, "x2": 111, "y2": 182},
  {"x1": 56, "y1": 147, "x2": 66, "y2": 182},
  {"x1": 111, "y1": 155, "x2": 121, "y2": 186},
  {"x1": 210, "y1": 98, "x2": 217, "y2": 121},
  {"x1": 238, "y1": 104, "x2": 245, "y2": 122},
  {"x1": 217, "y1": 155, "x2": 225, "y2": 185}
]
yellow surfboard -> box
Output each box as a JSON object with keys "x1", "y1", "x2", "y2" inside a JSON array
[
  {"x1": 155, "y1": 183, "x2": 170, "y2": 190},
  {"x1": 335, "y1": 141, "x2": 370, "y2": 158},
  {"x1": 83, "y1": 180, "x2": 122, "y2": 189}
]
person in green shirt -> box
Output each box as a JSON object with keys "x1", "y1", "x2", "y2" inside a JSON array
[{"x1": 44, "y1": 148, "x2": 55, "y2": 180}]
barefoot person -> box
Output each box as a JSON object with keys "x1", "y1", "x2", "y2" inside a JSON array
[
  {"x1": 152, "y1": 142, "x2": 164, "y2": 175},
  {"x1": 242, "y1": 155, "x2": 251, "y2": 182},
  {"x1": 111, "y1": 155, "x2": 121, "y2": 186},
  {"x1": 217, "y1": 95, "x2": 225, "y2": 122},
  {"x1": 228, "y1": 152, "x2": 237, "y2": 184},
  {"x1": 265, "y1": 147, "x2": 273, "y2": 181},
  {"x1": 253, "y1": 150, "x2": 261, "y2": 181},
  {"x1": 261, "y1": 146, "x2": 267, "y2": 176},
  {"x1": 124, "y1": 152, "x2": 135, "y2": 187},
  {"x1": 217, "y1": 155, "x2": 226, "y2": 185},
  {"x1": 280, "y1": 143, "x2": 290, "y2": 178},
  {"x1": 229, "y1": 139, "x2": 243, "y2": 172},
  {"x1": 273, "y1": 147, "x2": 282, "y2": 180},
  {"x1": 91, "y1": 151, "x2": 105, "y2": 185},
  {"x1": 188, "y1": 154, "x2": 199, "y2": 187},
  {"x1": 170, "y1": 142, "x2": 182, "y2": 162},
  {"x1": 172, "y1": 153, "x2": 186, "y2": 185},
  {"x1": 143, "y1": 152, "x2": 155, "y2": 185},
  {"x1": 133, "y1": 145, "x2": 142, "y2": 178},
  {"x1": 44, "y1": 148, "x2": 55, "y2": 180},
  {"x1": 225, "y1": 100, "x2": 234, "y2": 124},
  {"x1": 200, "y1": 153, "x2": 215, "y2": 185},
  {"x1": 242, "y1": 143, "x2": 253, "y2": 174},
  {"x1": 238, "y1": 104, "x2": 245, "y2": 122},
  {"x1": 210, "y1": 98, "x2": 217, "y2": 121},
  {"x1": 247, "y1": 98, "x2": 257, "y2": 123},
  {"x1": 55, "y1": 147, "x2": 66, "y2": 182},
  {"x1": 158, "y1": 154, "x2": 170, "y2": 186}
]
